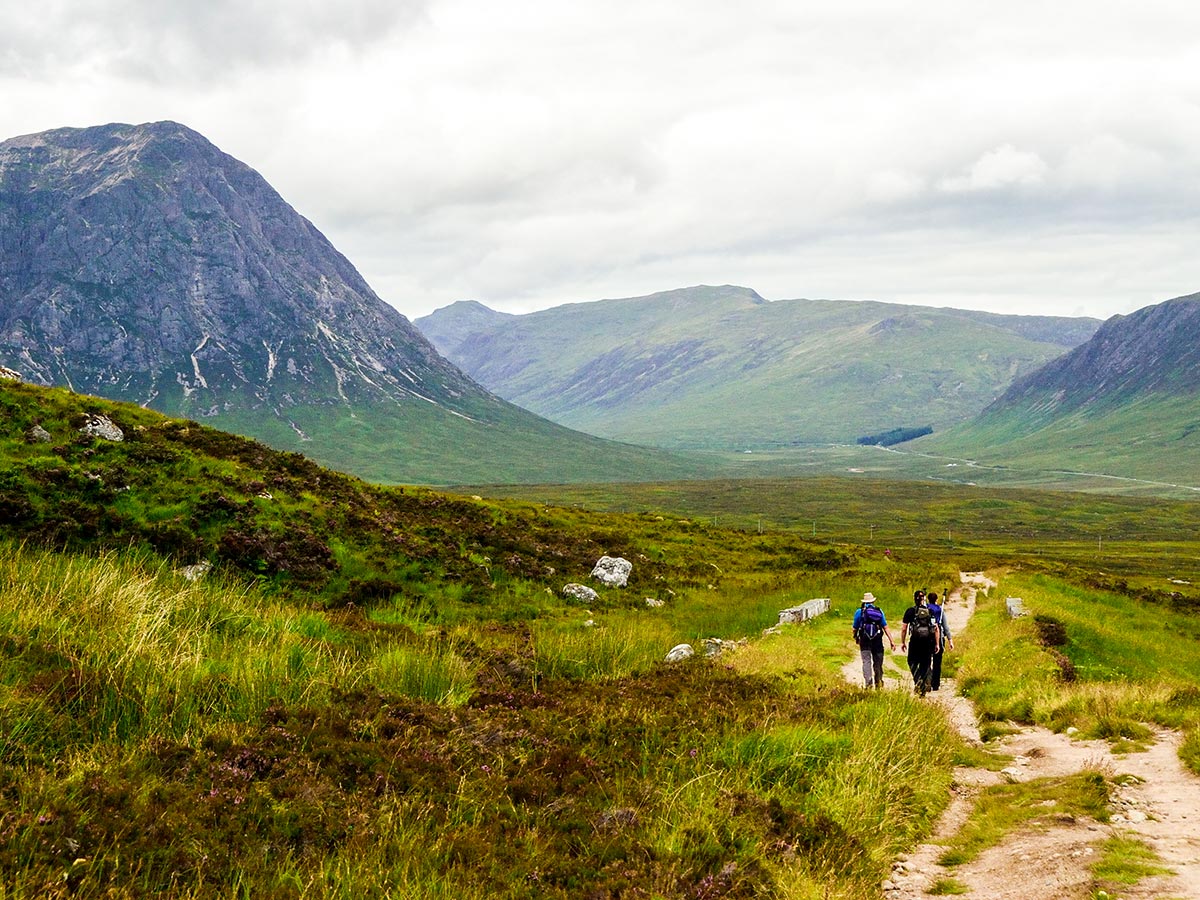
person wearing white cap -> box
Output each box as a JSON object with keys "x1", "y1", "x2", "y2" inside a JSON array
[{"x1": 852, "y1": 592, "x2": 895, "y2": 688}]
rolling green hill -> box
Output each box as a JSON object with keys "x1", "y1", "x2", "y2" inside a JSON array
[{"x1": 417, "y1": 285, "x2": 1100, "y2": 450}]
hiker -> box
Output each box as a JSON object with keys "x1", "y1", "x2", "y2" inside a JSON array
[
  {"x1": 852, "y1": 592, "x2": 895, "y2": 688},
  {"x1": 926, "y1": 590, "x2": 954, "y2": 691},
  {"x1": 900, "y1": 589, "x2": 941, "y2": 696}
]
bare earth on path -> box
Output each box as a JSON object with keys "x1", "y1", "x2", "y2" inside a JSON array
[{"x1": 842, "y1": 573, "x2": 1200, "y2": 899}]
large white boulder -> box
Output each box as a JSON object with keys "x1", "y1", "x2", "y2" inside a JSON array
[
  {"x1": 78, "y1": 414, "x2": 124, "y2": 442},
  {"x1": 591, "y1": 556, "x2": 632, "y2": 587}
]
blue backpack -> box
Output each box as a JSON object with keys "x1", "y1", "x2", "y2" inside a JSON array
[{"x1": 858, "y1": 605, "x2": 884, "y2": 643}]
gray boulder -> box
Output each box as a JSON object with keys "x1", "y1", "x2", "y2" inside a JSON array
[
  {"x1": 665, "y1": 643, "x2": 695, "y2": 662},
  {"x1": 26, "y1": 424, "x2": 52, "y2": 443},
  {"x1": 78, "y1": 415, "x2": 124, "y2": 442},
  {"x1": 591, "y1": 556, "x2": 632, "y2": 587},
  {"x1": 703, "y1": 637, "x2": 746, "y2": 658},
  {"x1": 562, "y1": 583, "x2": 599, "y2": 604}
]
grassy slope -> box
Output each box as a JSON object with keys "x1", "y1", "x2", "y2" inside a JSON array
[
  {"x1": 0, "y1": 380, "x2": 974, "y2": 899},
  {"x1": 208, "y1": 391, "x2": 723, "y2": 486},
  {"x1": 422, "y1": 288, "x2": 1092, "y2": 450},
  {"x1": 920, "y1": 392, "x2": 1200, "y2": 487}
]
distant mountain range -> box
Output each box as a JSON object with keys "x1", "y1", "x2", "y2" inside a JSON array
[
  {"x1": 8, "y1": 121, "x2": 1191, "y2": 490},
  {"x1": 417, "y1": 286, "x2": 1101, "y2": 449},
  {"x1": 0, "y1": 122, "x2": 710, "y2": 484},
  {"x1": 924, "y1": 292, "x2": 1200, "y2": 483}
]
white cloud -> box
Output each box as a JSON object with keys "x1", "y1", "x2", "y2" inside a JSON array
[
  {"x1": 938, "y1": 145, "x2": 1049, "y2": 194},
  {"x1": 0, "y1": 0, "x2": 430, "y2": 81}
]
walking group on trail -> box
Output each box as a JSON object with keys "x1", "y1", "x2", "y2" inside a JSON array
[{"x1": 852, "y1": 589, "x2": 954, "y2": 695}]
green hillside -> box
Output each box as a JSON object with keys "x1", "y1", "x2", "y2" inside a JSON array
[
  {"x1": 0, "y1": 378, "x2": 974, "y2": 899},
  {"x1": 921, "y1": 392, "x2": 1200, "y2": 487},
  {"x1": 417, "y1": 285, "x2": 1099, "y2": 450},
  {"x1": 207, "y1": 391, "x2": 722, "y2": 486},
  {"x1": 917, "y1": 294, "x2": 1200, "y2": 488},
  {"x1": 3, "y1": 379, "x2": 1200, "y2": 897}
]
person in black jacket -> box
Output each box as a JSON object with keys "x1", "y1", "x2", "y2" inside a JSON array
[{"x1": 900, "y1": 590, "x2": 941, "y2": 696}]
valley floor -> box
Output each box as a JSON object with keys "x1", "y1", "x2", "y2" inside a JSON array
[{"x1": 844, "y1": 574, "x2": 1200, "y2": 900}]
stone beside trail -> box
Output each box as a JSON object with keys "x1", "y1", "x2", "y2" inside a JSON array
[{"x1": 845, "y1": 573, "x2": 1200, "y2": 900}]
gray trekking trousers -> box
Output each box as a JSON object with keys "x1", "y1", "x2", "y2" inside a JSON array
[{"x1": 860, "y1": 647, "x2": 885, "y2": 687}]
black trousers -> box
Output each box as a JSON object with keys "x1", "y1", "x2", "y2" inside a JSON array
[{"x1": 907, "y1": 640, "x2": 936, "y2": 689}]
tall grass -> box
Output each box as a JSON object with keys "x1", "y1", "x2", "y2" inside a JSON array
[
  {"x1": 370, "y1": 644, "x2": 475, "y2": 705},
  {"x1": 0, "y1": 538, "x2": 968, "y2": 899},
  {"x1": 530, "y1": 617, "x2": 673, "y2": 680},
  {"x1": 955, "y1": 571, "x2": 1200, "y2": 768},
  {"x1": 0, "y1": 543, "x2": 478, "y2": 760}
]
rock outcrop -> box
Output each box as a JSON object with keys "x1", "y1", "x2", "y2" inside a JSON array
[{"x1": 78, "y1": 415, "x2": 124, "y2": 442}]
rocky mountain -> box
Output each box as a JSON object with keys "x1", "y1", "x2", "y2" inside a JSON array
[
  {"x1": 416, "y1": 285, "x2": 1101, "y2": 449},
  {"x1": 0, "y1": 121, "x2": 481, "y2": 418},
  {"x1": 982, "y1": 292, "x2": 1200, "y2": 418},
  {"x1": 925, "y1": 292, "x2": 1200, "y2": 483},
  {"x1": 0, "y1": 122, "x2": 708, "y2": 484}
]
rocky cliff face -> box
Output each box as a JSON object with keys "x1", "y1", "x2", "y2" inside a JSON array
[
  {"x1": 0, "y1": 121, "x2": 483, "y2": 427},
  {"x1": 985, "y1": 292, "x2": 1200, "y2": 415}
]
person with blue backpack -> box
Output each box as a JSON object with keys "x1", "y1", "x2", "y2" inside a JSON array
[
  {"x1": 852, "y1": 592, "x2": 896, "y2": 688},
  {"x1": 925, "y1": 590, "x2": 954, "y2": 691}
]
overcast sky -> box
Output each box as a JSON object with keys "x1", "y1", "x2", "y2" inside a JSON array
[{"x1": 3, "y1": 1, "x2": 1200, "y2": 321}]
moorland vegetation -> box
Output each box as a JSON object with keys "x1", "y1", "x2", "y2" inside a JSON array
[{"x1": 1, "y1": 379, "x2": 1198, "y2": 898}]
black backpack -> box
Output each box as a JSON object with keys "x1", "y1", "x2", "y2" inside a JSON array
[
  {"x1": 912, "y1": 606, "x2": 934, "y2": 641},
  {"x1": 858, "y1": 605, "x2": 884, "y2": 643}
]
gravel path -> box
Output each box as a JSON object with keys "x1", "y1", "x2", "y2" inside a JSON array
[{"x1": 843, "y1": 573, "x2": 1200, "y2": 899}]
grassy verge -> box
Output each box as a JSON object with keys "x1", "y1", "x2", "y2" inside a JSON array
[
  {"x1": 1090, "y1": 833, "x2": 1172, "y2": 887},
  {"x1": 936, "y1": 770, "x2": 1110, "y2": 867},
  {"x1": 952, "y1": 571, "x2": 1200, "y2": 769}
]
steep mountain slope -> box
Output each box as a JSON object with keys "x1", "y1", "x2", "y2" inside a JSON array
[
  {"x1": 0, "y1": 121, "x2": 708, "y2": 484},
  {"x1": 417, "y1": 286, "x2": 1100, "y2": 449},
  {"x1": 925, "y1": 293, "x2": 1200, "y2": 482}
]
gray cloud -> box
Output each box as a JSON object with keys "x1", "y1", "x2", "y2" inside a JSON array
[{"x1": 0, "y1": 0, "x2": 430, "y2": 82}]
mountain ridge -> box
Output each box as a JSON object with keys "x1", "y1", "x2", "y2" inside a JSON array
[
  {"x1": 921, "y1": 292, "x2": 1200, "y2": 483},
  {"x1": 417, "y1": 286, "x2": 1102, "y2": 449},
  {"x1": 982, "y1": 292, "x2": 1200, "y2": 419}
]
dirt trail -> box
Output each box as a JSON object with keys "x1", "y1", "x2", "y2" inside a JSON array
[{"x1": 842, "y1": 573, "x2": 1200, "y2": 900}]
